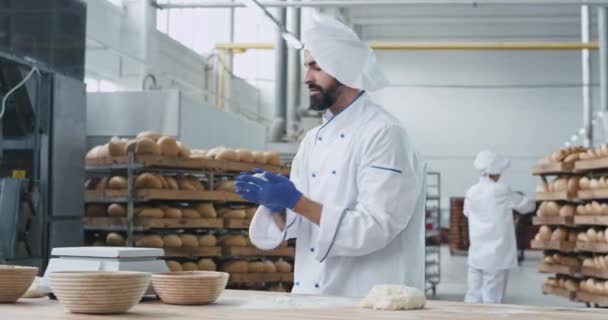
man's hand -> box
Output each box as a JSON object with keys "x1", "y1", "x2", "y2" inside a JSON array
[{"x1": 234, "y1": 170, "x2": 302, "y2": 210}]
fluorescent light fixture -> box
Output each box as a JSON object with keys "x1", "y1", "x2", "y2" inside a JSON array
[
  {"x1": 571, "y1": 135, "x2": 578, "y2": 142},
  {"x1": 564, "y1": 142, "x2": 572, "y2": 147},
  {"x1": 599, "y1": 111, "x2": 605, "y2": 119},
  {"x1": 242, "y1": 0, "x2": 304, "y2": 50},
  {"x1": 579, "y1": 128, "x2": 586, "y2": 135}
]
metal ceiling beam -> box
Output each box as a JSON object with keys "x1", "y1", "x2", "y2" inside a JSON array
[{"x1": 154, "y1": 0, "x2": 608, "y2": 9}]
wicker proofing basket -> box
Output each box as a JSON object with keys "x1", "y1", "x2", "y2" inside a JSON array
[
  {"x1": 0, "y1": 265, "x2": 38, "y2": 303},
  {"x1": 152, "y1": 271, "x2": 229, "y2": 305},
  {"x1": 49, "y1": 271, "x2": 151, "y2": 314}
]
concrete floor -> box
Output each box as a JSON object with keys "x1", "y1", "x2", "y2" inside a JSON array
[{"x1": 429, "y1": 246, "x2": 582, "y2": 308}]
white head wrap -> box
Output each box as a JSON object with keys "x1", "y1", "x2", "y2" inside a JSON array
[
  {"x1": 474, "y1": 150, "x2": 511, "y2": 175},
  {"x1": 303, "y1": 15, "x2": 389, "y2": 92}
]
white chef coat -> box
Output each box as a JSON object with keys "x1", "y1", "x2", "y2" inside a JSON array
[
  {"x1": 249, "y1": 92, "x2": 426, "y2": 297},
  {"x1": 464, "y1": 177, "x2": 536, "y2": 271}
]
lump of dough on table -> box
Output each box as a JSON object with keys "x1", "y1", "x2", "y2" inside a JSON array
[{"x1": 360, "y1": 284, "x2": 425, "y2": 310}]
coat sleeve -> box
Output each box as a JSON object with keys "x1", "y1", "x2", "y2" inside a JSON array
[
  {"x1": 507, "y1": 190, "x2": 536, "y2": 214},
  {"x1": 248, "y1": 137, "x2": 306, "y2": 250},
  {"x1": 314, "y1": 124, "x2": 424, "y2": 262}
]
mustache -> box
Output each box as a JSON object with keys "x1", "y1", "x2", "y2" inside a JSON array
[{"x1": 308, "y1": 84, "x2": 323, "y2": 91}]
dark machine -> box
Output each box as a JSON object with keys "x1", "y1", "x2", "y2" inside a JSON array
[{"x1": 0, "y1": 0, "x2": 87, "y2": 270}]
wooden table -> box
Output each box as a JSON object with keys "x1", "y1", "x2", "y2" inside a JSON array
[{"x1": 1, "y1": 290, "x2": 606, "y2": 320}]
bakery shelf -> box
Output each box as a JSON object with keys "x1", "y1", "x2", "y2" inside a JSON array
[
  {"x1": 83, "y1": 217, "x2": 223, "y2": 230},
  {"x1": 85, "y1": 189, "x2": 247, "y2": 203},
  {"x1": 222, "y1": 246, "x2": 295, "y2": 257},
  {"x1": 532, "y1": 162, "x2": 574, "y2": 176},
  {"x1": 581, "y1": 267, "x2": 608, "y2": 280},
  {"x1": 536, "y1": 191, "x2": 576, "y2": 201},
  {"x1": 578, "y1": 189, "x2": 608, "y2": 200},
  {"x1": 575, "y1": 291, "x2": 608, "y2": 305},
  {"x1": 574, "y1": 216, "x2": 608, "y2": 226},
  {"x1": 533, "y1": 216, "x2": 575, "y2": 227},
  {"x1": 86, "y1": 155, "x2": 289, "y2": 175},
  {"x1": 542, "y1": 284, "x2": 576, "y2": 300},
  {"x1": 224, "y1": 218, "x2": 252, "y2": 230},
  {"x1": 228, "y1": 273, "x2": 294, "y2": 285},
  {"x1": 576, "y1": 242, "x2": 608, "y2": 253},
  {"x1": 531, "y1": 240, "x2": 576, "y2": 252},
  {"x1": 163, "y1": 246, "x2": 222, "y2": 258},
  {"x1": 538, "y1": 263, "x2": 580, "y2": 276},
  {"x1": 575, "y1": 158, "x2": 608, "y2": 172}
]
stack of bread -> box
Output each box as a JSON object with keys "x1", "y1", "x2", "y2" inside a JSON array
[
  {"x1": 86, "y1": 174, "x2": 205, "y2": 192},
  {"x1": 165, "y1": 258, "x2": 217, "y2": 272},
  {"x1": 537, "y1": 147, "x2": 588, "y2": 165},
  {"x1": 544, "y1": 277, "x2": 580, "y2": 291},
  {"x1": 580, "y1": 278, "x2": 608, "y2": 295},
  {"x1": 217, "y1": 207, "x2": 256, "y2": 219},
  {"x1": 576, "y1": 228, "x2": 608, "y2": 243},
  {"x1": 220, "y1": 259, "x2": 292, "y2": 274},
  {"x1": 534, "y1": 226, "x2": 578, "y2": 243},
  {"x1": 582, "y1": 255, "x2": 608, "y2": 270},
  {"x1": 86, "y1": 132, "x2": 190, "y2": 160},
  {"x1": 134, "y1": 233, "x2": 218, "y2": 249},
  {"x1": 577, "y1": 176, "x2": 608, "y2": 192},
  {"x1": 579, "y1": 144, "x2": 608, "y2": 161},
  {"x1": 190, "y1": 147, "x2": 281, "y2": 166},
  {"x1": 85, "y1": 203, "x2": 218, "y2": 219},
  {"x1": 543, "y1": 253, "x2": 581, "y2": 268},
  {"x1": 537, "y1": 202, "x2": 575, "y2": 217},
  {"x1": 536, "y1": 176, "x2": 579, "y2": 194},
  {"x1": 576, "y1": 201, "x2": 608, "y2": 216}
]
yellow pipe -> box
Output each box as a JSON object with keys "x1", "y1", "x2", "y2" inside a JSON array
[{"x1": 216, "y1": 41, "x2": 599, "y2": 52}]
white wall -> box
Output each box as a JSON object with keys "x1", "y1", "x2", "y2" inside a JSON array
[{"x1": 230, "y1": 6, "x2": 601, "y2": 212}]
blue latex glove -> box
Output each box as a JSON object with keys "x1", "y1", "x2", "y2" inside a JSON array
[
  {"x1": 233, "y1": 172, "x2": 284, "y2": 213},
  {"x1": 234, "y1": 170, "x2": 302, "y2": 210}
]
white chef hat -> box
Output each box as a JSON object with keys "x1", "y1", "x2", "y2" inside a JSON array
[
  {"x1": 303, "y1": 15, "x2": 389, "y2": 92},
  {"x1": 474, "y1": 150, "x2": 511, "y2": 175}
]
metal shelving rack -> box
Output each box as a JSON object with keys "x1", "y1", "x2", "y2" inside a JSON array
[{"x1": 425, "y1": 171, "x2": 441, "y2": 296}]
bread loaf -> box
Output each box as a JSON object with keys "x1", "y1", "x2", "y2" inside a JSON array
[
  {"x1": 135, "y1": 173, "x2": 163, "y2": 189},
  {"x1": 157, "y1": 136, "x2": 179, "y2": 157},
  {"x1": 166, "y1": 260, "x2": 183, "y2": 272},
  {"x1": 198, "y1": 235, "x2": 217, "y2": 247},
  {"x1": 126, "y1": 138, "x2": 161, "y2": 155},
  {"x1": 245, "y1": 207, "x2": 257, "y2": 219},
  {"x1": 166, "y1": 176, "x2": 179, "y2": 190},
  {"x1": 135, "y1": 235, "x2": 164, "y2": 248},
  {"x1": 86, "y1": 146, "x2": 103, "y2": 160},
  {"x1": 106, "y1": 203, "x2": 127, "y2": 217},
  {"x1": 164, "y1": 208, "x2": 183, "y2": 219},
  {"x1": 182, "y1": 208, "x2": 201, "y2": 219},
  {"x1": 155, "y1": 174, "x2": 168, "y2": 189},
  {"x1": 198, "y1": 259, "x2": 217, "y2": 271},
  {"x1": 163, "y1": 235, "x2": 183, "y2": 248},
  {"x1": 551, "y1": 228, "x2": 568, "y2": 241},
  {"x1": 180, "y1": 234, "x2": 199, "y2": 248},
  {"x1": 219, "y1": 208, "x2": 246, "y2": 219},
  {"x1": 108, "y1": 138, "x2": 127, "y2": 157},
  {"x1": 263, "y1": 152, "x2": 281, "y2": 166},
  {"x1": 177, "y1": 142, "x2": 191, "y2": 158},
  {"x1": 86, "y1": 204, "x2": 107, "y2": 217},
  {"x1": 252, "y1": 151, "x2": 266, "y2": 164},
  {"x1": 177, "y1": 176, "x2": 203, "y2": 191},
  {"x1": 559, "y1": 205, "x2": 575, "y2": 217},
  {"x1": 108, "y1": 176, "x2": 128, "y2": 189},
  {"x1": 235, "y1": 149, "x2": 254, "y2": 163},
  {"x1": 96, "y1": 144, "x2": 110, "y2": 158},
  {"x1": 215, "y1": 149, "x2": 239, "y2": 161},
  {"x1": 275, "y1": 260, "x2": 292, "y2": 273},
  {"x1": 552, "y1": 178, "x2": 568, "y2": 192},
  {"x1": 248, "y1": 261, "x2": 266, "y2": 273},
  {"x1": 216, "y1": 180, "x2": 235, "y2": 192},
  {"x1": 136, "y1": 207, "x2": 165, "y2": 218},
  {"x1": 136, "y1": 131, "x2": 162, "y2": 142},
  {"x1": 590, "y1": 178, "x2": 601, "y2": 190},
  {"x1": 588, "y1": 229, "x2": 598, "y2": 242},
  {"x1": 580, "y1": 177, "x2": 591, "y2": 190},
  {"x1": 222, "y1": 260, "x2": 249, "y2": 273},
  {"x1": 196, "y1": 203, "x2": 217, "y2": 218},
  {"x1": 567, "y1": 177, "x2": 579, "y2": 193},
  {"x1": 105, "y1": 233, "x2": 126, "y2": 246},
  {"x1": 182, "y1": 262, "x2": 199, "y2": 271},
  {"x1": 263, "y1": 260, "x2": 277, "y2": 273},
  {"x1": 220, "y1": 234, "x2": 249, "y2": 247},
  {"x1": 538, "y1": 225, "x2": 552, "y2": 241}
]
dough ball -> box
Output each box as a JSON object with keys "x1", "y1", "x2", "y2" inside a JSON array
[{"x1": 360, "y1": 285, "x2": 426, "y2": 310}]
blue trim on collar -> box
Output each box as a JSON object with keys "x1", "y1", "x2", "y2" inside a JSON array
[{"x1": 315, "y1": 91, "x2": 365, "y2": 141}]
